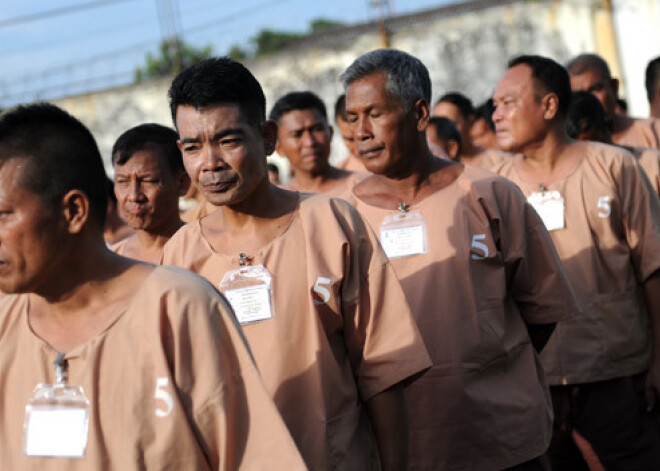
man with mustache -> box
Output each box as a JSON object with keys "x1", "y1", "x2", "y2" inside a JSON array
[
  {"x1": 162, "y1": 57, "x2": 432, "y2": 470},
  {"x1": 111, "y1": 123, "x2": 190, "y2": 263}
]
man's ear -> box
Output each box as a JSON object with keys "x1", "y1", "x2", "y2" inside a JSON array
[
  {"x1": 177, "y1": 172, "x2": 191, "y2": 197},
  {"x1": 611, "y1": 78, "x2": 620, "y2": 98},
  {"x1": 262, "y1": 120, "x2": 278, "y2": 156},
  {"x1": 542, "y1": 93, "x2": 560, "y2": 120},
  {"x1": 415, "y1": 99, "x2": 431, "y2": 132},
  {"x1": 61, "y1": 190, "x2": 91, "y2": 234}
]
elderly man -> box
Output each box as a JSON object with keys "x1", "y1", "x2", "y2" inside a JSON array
[
  {"x1": 0, "y1": 103, "x2": 305, "y2": 470},
  {"x1": 567, "y1": 53, "x2": 660, "y2": 149},
  {"x1": 492, "y1": 54, "x2": 660, "y2": 470},
  {"x1": 161, "y1": 57, "x2": 432, "y2": 470},
  {"x1": 111, "y1": 123, "x2": 190, "y2": 263},
  {"x1": 343, "y1": 48, "x2": 578, "y2": 471}
]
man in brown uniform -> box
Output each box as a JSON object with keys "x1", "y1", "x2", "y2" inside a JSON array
[
  {"x1": 342, "y1": 48, "x2": 577, "y2": 471},
  {"x1": 0, "y1": 103, "x2": 305, "y2": 470},
  {"x1": 334, "y1": 94, "x2": 367, "y2": 172},
  {"x1": 567, "y1": 53, "x2": 660, "y2": 149},
  {"x1": 432, "y1": 92, "x2": 511, "y2": 167},
  {"x1": 646, "y1": 56, "x2": 660, "y2": 120},
  {"x1": 492, "y1": 54, "x2": 660, "y2": 470},
  {"x1": 161, "y1": 57, "x2": 432, "y2": 470},
  {"x1": 269, "y1": 91, "x2": 364, "y2": 198},
  {"x1": 567, "y1": 90, "x2": 660, "y2": 195},
  {"x1": 111, "y1": 123, "x2": 190, "y2": 263}
]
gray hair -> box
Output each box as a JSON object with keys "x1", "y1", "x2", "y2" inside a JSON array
[{"x1": 340, "y1": 49, "x2": 431, "y2": 110}]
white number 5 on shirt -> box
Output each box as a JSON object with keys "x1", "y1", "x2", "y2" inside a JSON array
[
  {"x1": 154, "y1": 377, "x2": 174, "y2": 417},
  {"x1": 470, "y1": 234, "x2": 489, "y2": 260},
  {"x1": 597, "y1": 196, "x2": 611, "y2": 218},
  {"x1": 313, "y1": 277, "x2": 332, "y2": 305}
]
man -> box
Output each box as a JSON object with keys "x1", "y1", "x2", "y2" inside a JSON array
[
  {"x1": 432, "y1": 92, "x2": 511, "y2": 167},
  {"x1": 567, "y1": 53, "x2": 660, "y2": 149},
  {"x1": 425, "y1": 116, "x2": 461, "y2": 160},
  {"x1": 567, "y1": 90, "x2": 660, "y2": 194},
  {"x1": 343, "y1": 49, "x2": 578, "y2": 471},
  {"x1": 334, "y1": 94, "x2": 367, "y2": 172},
  {"x1": 646, "y1": 56, "x2": 660, "y2": 120},
  {"x1": 0, "y1": 103, "x2": 305, "y2": 470},
  {"x1": 470, "y1": 99, "x2": 499, "y2": 149},
  {"x1": 492, "y1": 54, "x2": 660, "y2": 469},
  {"x1": 162, "y1": 57, "x2": 432, "y2": 470},
  {"x1": 111, "y1": 123, "x2": 190, "y2": 263},
  {"x1": 269, "y1": 91, "x2": 363, "y2": 198}
]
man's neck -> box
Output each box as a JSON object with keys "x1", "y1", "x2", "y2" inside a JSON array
[
  {"x1": 136, "y1": 217, "x2": 184, "y2": 249},
  {"x1": 288, "y1": 165, "x2": 347, "y2": 192},
  {"x1": 518, "y1": 126, "x2": 572, "y2": 173}
]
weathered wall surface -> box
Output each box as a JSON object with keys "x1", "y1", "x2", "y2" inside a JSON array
[{"x1": 53, "y1": 0, "x2": 660, "y2": 172}]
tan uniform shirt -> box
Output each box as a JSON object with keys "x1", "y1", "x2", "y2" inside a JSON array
[
  {"x1": 612, "y1": 115, "x2": 660, "y2": 150},
  {"x1": 0, "y1": 266, "x2": 305, "y2": 470},
  {"x1": 493, "y1": 142, "x2": 660, "y2": 385},
  {"x1": 462, "y1": 147, "x2": 512, "y2": 169},
  {"x1": 110, "y1": 233, "x2": 163, "y2": 264},
  {"x1": 162, "y1": 194, "x2": 432, "y2": 470},
  {"x1": 630, "y1": 146, "x2": 660, "y2": 195},
  {"x1": 353, "y1": 165, "x2": 577, "y2": 471},
  {"x1": 336, "y1": 155, "x2": 367, "y2": 173}
]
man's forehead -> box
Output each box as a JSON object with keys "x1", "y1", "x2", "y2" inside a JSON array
[
  {"x1": 115, "y1": 148, "x2": 168, "y2": 171},
  {"x1": 280, "y1": 108, "x2": 327, "y2": 126},
  {"x1": 495, "y1": 65, "x2": 533, "y2": 95}
]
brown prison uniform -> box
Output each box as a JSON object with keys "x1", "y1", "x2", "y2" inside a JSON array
[
  {"x1": 353, "y1": 164, "x2": 577, "y2": 471},
  {"x1": 0, "y1": 266, "x2": 305, "y2": 471},
  {"x1": 162, "y1": 194, "x2": 432, "y2": 470},
  {"x1": 612, "y1": 115, "x2": 660, "y2": 150},
  {"x1": 283, "y1": 170, "x2": 366, "y2": 201},
  {"x1": 110, "y1": 233, "x2": 163, "y2": 264},
  {"x1": 182, "y1": 199, "x2": 217, "y2": 222},
  {"x1": 492, "y1": 142, "x2": 660, "y2": 384},
  {"x1": 462, "y1": 147, "x2": 512, "y2": 169},
  {"x1": 629, "y1": 146, "x2": 660, "y2": 195}
]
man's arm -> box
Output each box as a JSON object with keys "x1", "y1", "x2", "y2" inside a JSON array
[
  {"x1": 525, "y1": 322, "x2": 556, "y2": 353},
  {"x1": 365, "y1": 382, "x2": 408, "y2": 471},
  {"x1": 643, "y1": 269, "x2": 660, "y2": 411}
]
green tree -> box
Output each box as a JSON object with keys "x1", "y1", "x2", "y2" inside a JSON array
[{"x1": 135, "y1": 38, "x2": 213, "y2": 82}]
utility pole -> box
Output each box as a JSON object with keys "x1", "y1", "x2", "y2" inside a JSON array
[{"x1": 368, "y1": 0, "x2": 393, "y2": 48}]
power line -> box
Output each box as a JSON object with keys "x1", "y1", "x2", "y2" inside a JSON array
[{"x1": 0, "y1": 0, "x2": 133, "y2": 28}]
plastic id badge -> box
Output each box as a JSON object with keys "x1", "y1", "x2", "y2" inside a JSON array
[
  {"x1": 527, "y1": 190, "x2": 565, "y2": 231},
  {"x1": 220, "y1": 265, "x2": 274, "y2": 324},
  {"x1": 379, "y1": 210, "x2": 428, "y2": 259},
  {"x1": 24, "y1": 383, "x2": 90, "y2": 458}
]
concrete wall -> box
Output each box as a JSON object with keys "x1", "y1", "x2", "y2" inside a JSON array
[{"x1": 53, "y1": 0, "x2": 660, "y2": 174}]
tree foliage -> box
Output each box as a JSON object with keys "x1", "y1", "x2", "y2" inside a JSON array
[{"x1": 135, "y1": 38, "x2": 213, "y2": 82}]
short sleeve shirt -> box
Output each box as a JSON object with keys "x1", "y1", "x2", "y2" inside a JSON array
[
  {"x1": 110, "y1": 233, "x2": 162, "y2": 264},
  {"x1": 492, "y1": 142, "x2": 660, "y2": 384},
  {"x1": 613, "y1": 116, "x2": 660, "y2": 150},
  {"x1": 162, "y1": 194, "x2": 431, "y2": 470},
  {"x1": 630, "y1": 146, "x2": 660, "y2": 195},
  {"x1": 0, "y1": 266, "x2": 305, "y2": 470},
  {"x1": 353, "y1": 165, "x2": 577, "y2": 471}
]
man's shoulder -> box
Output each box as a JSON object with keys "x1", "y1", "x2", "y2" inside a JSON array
[{"x1": 137, "y1": 265, "x2": 223, "y2": 309}]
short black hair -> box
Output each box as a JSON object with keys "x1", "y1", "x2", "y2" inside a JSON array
[
  {"x1": 566, "y1": 91, "x2": 607, "y2": 139},
  {"x1": 645, "y1": 56, "x2": 660, "y2": 103},
  {"x1": 0, "y1": 103, "x2": 108, "y2": 227},
  {"x1": 474, "y1": 99, "x2": 495, "y2": 131},
  {"x1": 509, "y1": 55, "x2": 572, "y2": 119},
  {"x1": 428, "y1": 117, "x2": 462, "y2": 154},
  {"x1": 436, "y1": 92, "x2": 474, "y2": 119},
  {"x1": 334, "y1": 94, "x2": 348, "y2": 124},
  {"x1": 168, "y1": 57, "x2": 266, "y2": 127},
  {"x1": 266, "y1": 162, "x2": 280, "y2": 176},
  {"x1": 112, "y1": 123, "x2": 184, "y2": 176},
  {"x1": 269, "y1": 91, "x2": 328, "y2": 123}
]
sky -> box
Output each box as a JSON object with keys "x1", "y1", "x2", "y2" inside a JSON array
[{"x1": 0, "y1": 0, "x2": 461, "y2": 106}]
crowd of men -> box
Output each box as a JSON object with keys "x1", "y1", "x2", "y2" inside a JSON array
[{"x1": 0, "y1": 46, "x2": 660, "y2": 470}]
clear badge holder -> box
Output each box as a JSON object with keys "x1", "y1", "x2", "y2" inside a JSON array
[
  {"x1": 24, "y1": 353, "x2": 90, "y2": 458},
  {"x1": 379, "y1": 202, "x2": 428, "y2": 259},
  {"x1": 527, "y1": 189, "x2": 565, "y2": 231},
  {"x1": 219, "y1": 253, "x2": 274, "y2": 324}
]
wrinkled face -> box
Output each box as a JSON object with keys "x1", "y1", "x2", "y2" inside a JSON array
[
  {"x1": 336, "y1": 117, "x2": 358, "y2": 158},
  {"x1": 114, "y1": 148, "x2": 187, "y2": 232},
  {"x1": 345, "y1": 72, "x2": 418, "y2": 176},
  {"x1": 275, "y1": 108, "x2": 332, "y2": 176},
  {"x1": 492, "y1": 64, "x2": 549, "y2": 153},
  {"x1": 0, "y1": 159, "x2": 65, "y2": 294},
  {"x1": 175, "y1": 104, "x2": 273, "y2": 207},
  {"x1": 569, "y1": 68, "x2": 617, "y2": 118},
  {"x1": 432, "y1": 101, "x2": 471, "y2": 140}
]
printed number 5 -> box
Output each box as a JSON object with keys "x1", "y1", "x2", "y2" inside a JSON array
[
  {"x1": 313, "y1": 277, "x2": 331, "y2": 305},
  {"x1": 155, "y1": 377, "x2": 174, "y2": 417},
  {"x1": 597, "y1": 196, "x2": 611, "y2": 218},
  {"x1": 471, "y1": 234, "x2": 489, "y2": 260}
]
